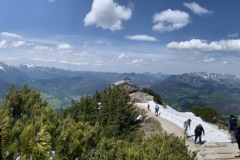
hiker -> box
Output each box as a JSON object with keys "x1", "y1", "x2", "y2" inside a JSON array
[
  {"x1": 138, "y1": 87, "x2": 140, "y2": 92},
  {"x1": 155, "y1": 105, "x2": 159, "y2": 116},
  {"x1": 147, "y1": 104, "x2": 150, "y2": 111},
  {"x1": 230, "y1": 115, "x2": 238, "y2": 143},
  {"x1": 194, "y1": 124, "x2": 205, "y2": 144},
  {"x1": 235, "y1": 125, "x2": 240, "y2": 151},
  {"x1": 183, "y1": 119, "x2": 191, "y2": 138},
  {"x1": 132, "y1": 96, "x2": 135, "y2": 102}
]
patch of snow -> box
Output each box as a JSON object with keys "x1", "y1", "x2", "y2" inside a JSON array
[
  {"x1": 136, "y1": 115, "x2": 142, "y2": 120},
  {"x1": 0, "y1": 66, "x2": 3, "y2": 70},
  {"x1": 23, "y1": 64, "x2": 41, "y2": 68},
  {"x1": 137, "y1": 101, "x2": 230, "y2": 142}
]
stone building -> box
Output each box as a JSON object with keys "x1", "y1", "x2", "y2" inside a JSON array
[{"x1": 111, "y1": 77, "x2": 137, "y2": 92}]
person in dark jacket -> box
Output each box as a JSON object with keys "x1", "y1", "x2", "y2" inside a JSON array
[
  {"x1": 194, "y1": 124, "x2": 205, "y2": 144},
  {"x1": 235, "y1": 126, "x2": 240, "y2": 151},
  {"x1": 230, "y1": 115, "x2": 238, "y2": 143}
]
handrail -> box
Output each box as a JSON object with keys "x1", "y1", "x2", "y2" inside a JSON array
[{"x1": 213, "y1": 117, "x2": 229, "y2": 133}]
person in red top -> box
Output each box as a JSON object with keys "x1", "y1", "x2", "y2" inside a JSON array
[{"x1": 147, "y1": 104, "x2": 150, "y2": 111}]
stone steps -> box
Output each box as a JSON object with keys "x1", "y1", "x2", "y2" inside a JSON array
[{"x1": 200, "y1": 142, "x2": 240, "y2": 160}]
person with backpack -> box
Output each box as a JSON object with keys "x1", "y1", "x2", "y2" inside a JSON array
[
  {"x1": 147, "y1": 104, "x2": 150, "y2": 111},
  {"x1": 230, "y1": 115, "x2": 238, "y2": 143},
  {"x1": 183, "y1": 119, "x2": 191, "y2": 138},
  {"x1": 155, "y1": 105, "x2": 159, "y2": 116},
  {"x1": 194, "y1": 124, "x2": 205, "y2": 144}
]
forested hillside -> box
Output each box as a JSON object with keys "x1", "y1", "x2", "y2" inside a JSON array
[{"x1": 0, "y1": 84, "x2": 196, "y2": 159}]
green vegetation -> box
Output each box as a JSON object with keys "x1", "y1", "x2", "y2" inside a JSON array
[
  {"x1": 0, "y1": 84, "x2": 196, "y2": 160},
  {"x1": 142, "y1": 88, "x2": 163, "y2": 105},
  {"x1": 151, "y1": 78, "x2": 240, "y2": 115},
  {"x1": 187, "y1": 106, "x2": 226, "y2": 123}
]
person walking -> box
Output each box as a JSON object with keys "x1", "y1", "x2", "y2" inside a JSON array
[
  {"x1": 155, "y1": 105, "x2": 159, "y2": 116},
  {"x1": 183, "y1": 119, "x2": 191, "y2": 139},
  {"x1": 230, "y1": 115, "x2": 238, "y2": 143},
  {"x1": 235, "y1": 125, "x2": 240, "y2": 153},
  {"x1": 194, "y1": 124, "x2": 205, "y2": 144},
  {"x1": 147, "y1": 104, "x2": 150, "y2": 111},
  {"x1": 132, "y1": 96, "x2": 135, "y2": 103}
]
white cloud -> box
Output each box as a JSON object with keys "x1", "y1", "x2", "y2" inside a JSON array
[
  {"x1": 11, "y1": 41, "x2": 26, "y2": 47},
  {"x1": 125, "y1": 35, "x2": 158, "y2": 41},
  {"x1": 183, "y1": 2, "x2": 213, "y2": 16},
  {"x1": 0, "y1": 57, "x2": 17, "y2": 61},
  {"x1": 44, "y1": 59, "x2": 56, "y2": 62},
  {"x1": 74, "y1": 52, "x2": 90, "y2": 57},
  {"x1": 97, "y1": 61, "x2": 103, "y2": 63},
  {"x1": 0, "y1": 40, "x2": 7, "y2": 48},
  {"x1": 132, "y1": 59, "x2": 143, "y2": 64},
  {"x1": 84, "y1": 0, "x2": 132, "y2": 31},
  {"x1": 82, "y1": 42, "x2": 90, "y2": 48},
  {"x1": 29, "y1": 58, "x2": 42, "y2": 61},
  {"x1": 203, "y1": 58, "x2": 215, "y2": 62},
  {"x1": 57, "y1": 43, "x2": 73, "y2": 49},
  {"x1": 60, "y1": 61, "x2": 88, "y2": 65},
  {"x1": 152, "y1": 9, "x2": 190, "y2": 33},
  {"x1": 33, "y1": 46, "x2": 53, "y2": 52},
  {"x1": 167, "y1": 39, "x2": 240, "y2": 52},
  {"x1": 118, "y1": 53, "x2": 128, "y2": 59},
  {"x1": 94, "y1": 64, "x2": 104, "y2": 66},
  {"x1": 228, "y1": 32, "x2": 238, "y2": 37},
  {"x1": 1, "y1": 32, "x2": 21, "y2": 38},
  {"x1": 152, "y1": 59, "x2": 157, "y2": 61},
  {"x1": 49, "y1": 0, "x2": 55, "y2": 2},
  {"x1": 222, "y1": 61, "x2": 228, "y2": 64}
]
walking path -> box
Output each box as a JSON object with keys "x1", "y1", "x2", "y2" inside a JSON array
[{"x1": 136, "y1": 103, "x2": 240, "y2": 159}]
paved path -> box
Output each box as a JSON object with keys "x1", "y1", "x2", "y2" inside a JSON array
[{"x1": 137, "y1": 104, "x2": 240, "y2": 160}]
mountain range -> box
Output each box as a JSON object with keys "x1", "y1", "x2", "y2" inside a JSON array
[
  {"x1": 151, "y1": 72, "x2": 240, "y2": 115},
  {"x1": 2, "y1": 62, "x2": 240, "y2": 115},
  {"x1": 0, "y1": 62, "x2": 167, "y2": 108}
]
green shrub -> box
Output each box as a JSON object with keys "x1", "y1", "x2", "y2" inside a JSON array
[
  {"x1": 187, "y1": 106, "x2": 226, "y2": 123},
  {"x1": 142, "y1": 88, "x2": 163, "y2": 105}
]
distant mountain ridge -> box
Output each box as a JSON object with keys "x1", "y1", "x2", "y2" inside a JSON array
[
  {"x1": 142, "y1": 72, "x2": 171, "y2": 81},
  {"x1": 151, "y1": 72, "x2": 240, "y2": 115},
  {"x1": 0, "y1": 62, "x2": 31, "y2": 83}
]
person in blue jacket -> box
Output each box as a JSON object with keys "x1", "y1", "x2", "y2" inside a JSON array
[
  {"x1": 230, "y1": 115, "x2": 238, "y2": 143},
  {"x1": 155, "y1": 105, "x2": 159, "y2": 116}
]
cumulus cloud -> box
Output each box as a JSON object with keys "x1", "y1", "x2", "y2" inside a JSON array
[
  {"x1": 29, "y1": 58, "x2": 42, "y2": 61},
  {"x1": 0, "y1": 40, "x2": 7, "y2": 48},
  {"x1": 60, "y1": 61, "x2": 88, "y2": 65},
  {"x1": 84, "y1": 0, "x2": 132, "y2": 31},
  {"x1": 125, "y1": 35, "x2": 158, "y2": 41},
  {"x1": 152, "y1": 9, "x2": 190, "y2": 33},
  {"x1": 228, "y1": 32, "x2": 238, "y2": 37},
  {"x1": 11, "y1": 41, "x2": 26, "y2": 47},
  {"x1": 82, "y1": 42, "x2": 90, "y2": 48},
  {"x1": 203, "y1": 58, "x2": 215, "y2": 62},
  {"x1": 221, "y1": 61, "x2": 228, "y2": 64},
  {"x1": 74, "y1": 52, "x2": 90, "y2": 57},
  {"x1": 1, "y1": 32, "x2": 21, "y2": 38},
  {"x1": 118, "y1": 53, "x2": 128, "y2": 59},
  {"x1": 33, "y1": 46, "x2": 53, "y2": 52},
  {"x1": 57, "y1": 43, "x2": 73, "y2": 49},
  {"x1": 132, "y1": 59, "x2": 143, "y2": 64},
  {"x1": 167, "y1": 39, "x2": 240, "y2": 52},
  {"x1": 94, "y1": 64, "x2": 104, "y2": 66},
  {"x1": 183, "y1": 2, "x2": 213, "y2": 16},
  {"x1": 152, "y1": 59, "x2": 157, "y2": 61}
]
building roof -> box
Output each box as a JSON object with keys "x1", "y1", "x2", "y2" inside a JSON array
[{"x1": 112, "y1": 80, "x2": 136, "y2": 87}]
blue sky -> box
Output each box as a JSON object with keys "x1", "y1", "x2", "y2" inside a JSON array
[{"x1": 0, "y1": 0, "x2": 240, "y2": 77}]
